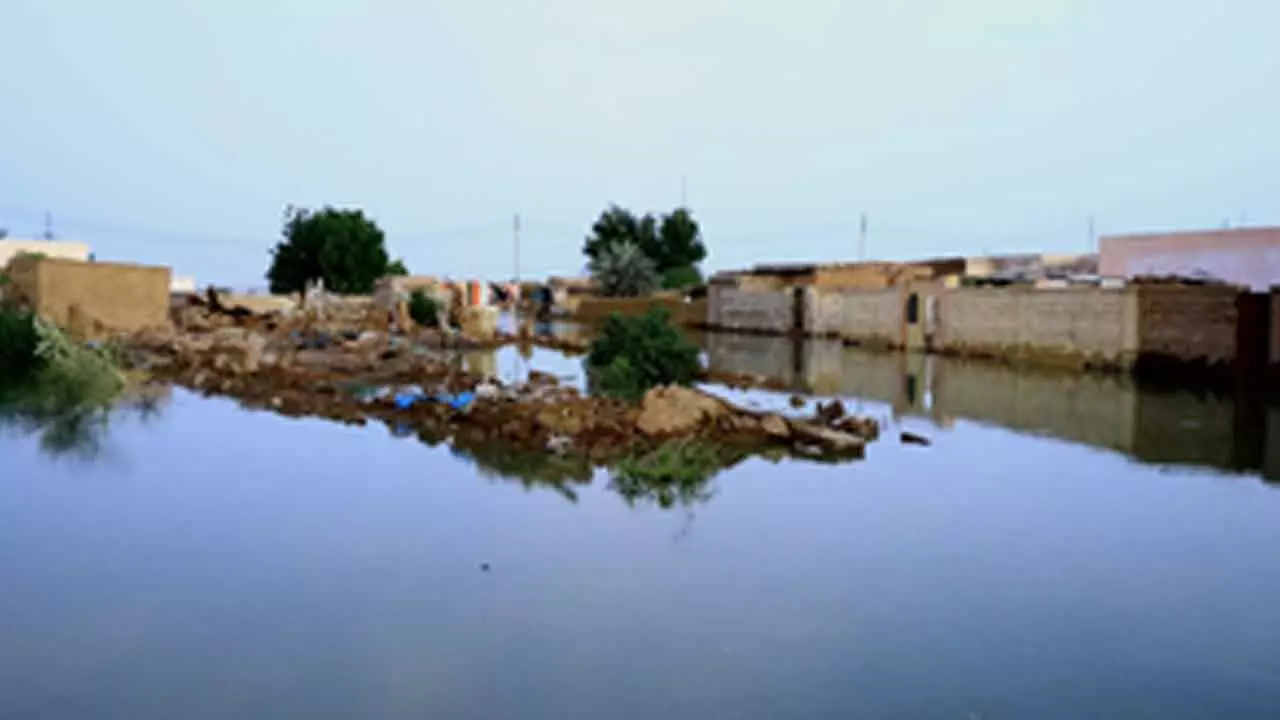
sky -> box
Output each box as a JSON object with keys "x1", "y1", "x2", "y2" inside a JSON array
[{"x1": 2, "y1": 0, "x2": 1278, "y2": 287}]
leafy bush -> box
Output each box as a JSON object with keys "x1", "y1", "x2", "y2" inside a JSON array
[
  {"x1": 586, "y1": 308, "x2": 701, "y2": 401},
  {"x1": 407, "y1": 289, "x2": 441, "y2": 327},
  {"x1": 588, "y1": 241, "x2": 659, "y2": 298},
  {"x1": 0, "y1": 308, "x2": 123, "y2": 413},
  {"x1": 0, "y1": 306, "x2": 41, "y2": 382},
  {"x1": 661, "y1": 265, "x2": 703, "y2": 290}
]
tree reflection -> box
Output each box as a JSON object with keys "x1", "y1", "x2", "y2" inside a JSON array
[
  {"x1": 0, "y1": 381, "x2": 170, "y2": 462},
  {"x1": 608, "y1": 440, "x2": 749, "y2": 510}
]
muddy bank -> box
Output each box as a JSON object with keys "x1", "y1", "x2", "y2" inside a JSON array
[{"x1": 119, "y1": 305, "x2": 882, "y2": 469}]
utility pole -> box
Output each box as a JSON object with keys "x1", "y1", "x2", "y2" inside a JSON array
[
  {"x1": 513, "y1": 212, "x2": 521, "y2": 282},
  {"x1": 42, "y1": 212, "x2": 54, "y2": 241},
  {"x1": 857, "y1": 212, "x2": 868, "y2": 262},
  {"x1": 1087, "y1": 215, "x2": 1096, "y2": 253},
  {"x1": 681, "y1": 175, "x2": 688, "y2": 208}
]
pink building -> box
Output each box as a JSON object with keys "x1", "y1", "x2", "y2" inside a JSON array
[{"x1": 1099, "y1": 227, "x2": 1280, "y2": 291}]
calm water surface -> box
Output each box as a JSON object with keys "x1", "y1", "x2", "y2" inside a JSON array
[{"x1": 3, "y1": 337, "x2": 1280, "y2": 719}]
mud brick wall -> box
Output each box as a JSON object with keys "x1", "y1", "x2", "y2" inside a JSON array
[
  {"x1": 1135, "y1": 285, "x2": 1240, "y2": 364},
  {"x1": 939, "y1": 287, "x2": 1140, "y2": 369},
  {"x1": 805, "y1": 287, "x2": 902, "y2": 346},
  {"x1": 11, "y1": 256, "x2": 171, "y2": 333},
  {"x1": 707, "y1": 286, "x2": 794, "y2": 334},
  {"x1": 572, "y1": 296, "x2": 695, "y2": 324}
]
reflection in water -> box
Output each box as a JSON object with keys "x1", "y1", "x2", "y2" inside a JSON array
[
  {"x1": 434, "y1": 323, "x2": 1280, "y2": 485},
  {"x1": 0, "y1": 383, "x2": 173, "y2": 462},
  {"x1": 705, "y1": 333, "x2": 1280, "y2": 483},
  {"x1": 610, "y1": 441, "x2": 756, "y2": 510}
]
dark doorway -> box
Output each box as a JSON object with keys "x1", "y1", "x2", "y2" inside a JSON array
[
  {"x1": 905, "y1": 293, "x2": 920, "y2": 325},
  {"x1": 792, "y1": 287, "x2": 806, "y2": 334}
]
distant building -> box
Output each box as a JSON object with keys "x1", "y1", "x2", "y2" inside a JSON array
[
  {"x1": 170, "y1": 275, "x2": 197, "y2": 293},
  {"x1": 962, "y1": 253, "x2": 1098, "y2": 282},
  {"x1": 0, "y1": 239, "x2": 91, "y2": 268},
  {"x1": 1100, "y1": 227, "x2": 1280, "y2": 291}
]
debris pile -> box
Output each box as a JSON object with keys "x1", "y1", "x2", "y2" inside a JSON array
[{"x1": 114, "y1": 299, "x2": 884, "y2": 468}]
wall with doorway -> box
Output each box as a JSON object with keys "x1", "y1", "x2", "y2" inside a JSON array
[
  {"x1": 706, "y1": 286, "x2": 794, "y2": 334},
  {"x1": 805, "y1": 287, "x2": 902, "y2": 346},
  {"x1": 938, "y1": 287, "x2": 1140, "y2": 369}
]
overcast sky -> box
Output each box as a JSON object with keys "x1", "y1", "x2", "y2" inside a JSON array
[{"x1": 2, "y1": 0, "x2": 1277, "y2": 286}]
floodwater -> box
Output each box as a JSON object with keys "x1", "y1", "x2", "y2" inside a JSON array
[{"x1": 3, "y1": 335, "x2": 1280, "y2": 719}]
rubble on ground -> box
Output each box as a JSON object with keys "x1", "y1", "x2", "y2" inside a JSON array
[{"x1": 113, "y1": 300, "x2": 883, "y2": 468}]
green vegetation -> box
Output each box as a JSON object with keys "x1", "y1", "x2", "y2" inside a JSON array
[
  {"x1": 0, "y1": 306, "x2": 41, "y2": 380},
  {"x1": 611, "y1": 440, "x2": 743, "y2": 509},
  {"x1": 407, "y1": 289, "x2": 441, "y2": 327},
  {"x1": 588, "y1": 241, "x2": 659, "y2": 298},
  {"x1": 0, "y1": 308, "x2": 125, "y2": 413},
  {"x1": 586, "y1": 308, "x2": 701, "y2": 402},
  {"x1": 661, "y1": 264, "x2": 703, "y2": 291},
  {"x1": 583, "y1": 205, "x2": 706, "y2": 285},
  {"x1": 386, "y1": 258, "x2": 409, "y2": 276},
  {"x1": 0, "y1": 304, "x2": 129, "y2": 459},
  {"x1": 266, "y1": 205, "x2": 403, "y2": 295}
]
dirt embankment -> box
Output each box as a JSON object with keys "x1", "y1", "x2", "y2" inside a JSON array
[{"x1": 116, "y1": 300, "x2": 881, "y2": 468}]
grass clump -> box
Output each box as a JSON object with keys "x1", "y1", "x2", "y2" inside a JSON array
[
  {"x1": 407, "y1": 288, "x2": 441, "y2": 327},
  {"x1": 586, "y1": 308, "x2": 701, "y2": 402}
]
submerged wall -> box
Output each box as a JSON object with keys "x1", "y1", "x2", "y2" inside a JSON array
[
  {"x1": 805, "y1": 287, "x2": 902, "y2": 346},
  {"x1": 937, "y1": 287, "x2": 1140, "y2": 370},
  {"x1": 1134, "y1": 285, "x2": 1242, "y2": 368},
  {"x1": 706, "y1": 286, "x2": 795, "y2": 334},
  {"x1": 705, "y1": 276, "x2": 1267, "y2": 382}
]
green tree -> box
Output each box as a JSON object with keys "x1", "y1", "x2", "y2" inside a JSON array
[
  {"x1": 589, "y1": 241, "x2": 660, "y2": 298},
  {"x1": 386, "y1": 258, "x2": 409, "y2": 276},
  {"x1": 655, "y1": 207, "x2": 706, "y2": 272},
  {"x1": 661, "y1": 265, "x2": 703, "y2": 291},
  {"x1": 266, "y1": 205, "x2": 395, "y2": 295},
  {"x1": 583, "y1": 206, "x2": 659, "y2": 265},
  {"x1": 583, "y1": 205, "x2": 706, "y2": 279}
]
